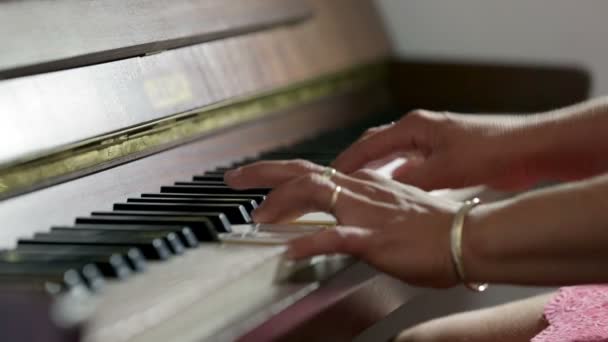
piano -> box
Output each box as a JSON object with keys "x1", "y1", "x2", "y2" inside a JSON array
[
  {"x1": 0, "y1": 1, "x2": 417, "y2": 341},
  {"x1": 0, "y1": 1, "x2": 590, "y2": 341}
]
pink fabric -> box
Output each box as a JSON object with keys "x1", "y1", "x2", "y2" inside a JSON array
[{"x1": 532, "y1": 285, "x2": 608, "y2": 342}]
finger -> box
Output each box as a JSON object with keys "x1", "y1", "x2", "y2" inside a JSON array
[
  {"x1": 332, "y1": 120, "x2": 415, "y2": 173},
  {"x1": 252, "y1": 173, "x2": 391, "y2": 226},
  {"x1": 392, "y1": 156, "x2": 452, "y2": 190},
  {"x1": 224, "y1": 159, "x2": 323, "y2": 189},
  {"x1": 286, "y1": 226, "x2": 372, "y2": 260},
  {"x1": 360, "y1": 122, "x2": 394, "y2": 141},
  {"x1": 226, "y1": 159, "x2": 399, "y2": 204}
]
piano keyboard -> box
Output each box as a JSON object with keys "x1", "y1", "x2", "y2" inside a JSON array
[{"x1": 0, "y1": 118, "x2": 390, "y2": 340}]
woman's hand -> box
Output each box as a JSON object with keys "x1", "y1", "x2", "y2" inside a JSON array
[
  {"x1": 333, "y1": 110, "x2": 543, "y2": 191},
  {"x1": 225, "y1": 160, "x2": 462, "y2": 288}
]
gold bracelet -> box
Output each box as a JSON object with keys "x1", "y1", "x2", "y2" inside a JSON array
[{"x1": 450, "y1": 198, "x2": 488, "y2": 292}]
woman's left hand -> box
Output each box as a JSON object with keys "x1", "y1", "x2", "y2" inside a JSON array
[{"x1": 225, "y1": 160, "x2": 465, "y2": 288}]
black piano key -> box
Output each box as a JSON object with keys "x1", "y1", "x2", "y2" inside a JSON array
[
  {"x1": 161, "y1": 185, "x2": 269, "y2": 195},
  {"x1": 49, "y1": 228, "x2": 185, "y2": 256},
  {"x1": 127, "y1": 197, "x2": 257, "y2": 213},
  {"x1": 0, "y1": 278, "x2": 88, "y2": 295},
  {"x1": 20, "y1": 233, "x2": 171, "y2": 261},
  {"x1": 141, "y1": 193, "x2": 266, "y2": 206},
  {"x1": 0, "y1": 271, "x2": 85, "y2": 294},
  {"x1": 0, "y1": 250, "x2": 131, "y2": 279},
  {"x1": 91, "y1": 210, "x2": 232, "y2": 235},
  {"x1": 202, "y1": 171, "x2": 226, "y2": 177},
  {"x1": 88, "y1": 211, "x2": 229, "y2": 235},
  {"x1": 113, "y1": 202, "x2": 251, "y2": 224},
  {"x1": 175, "y1": 181, "x2": 225, "y2": 186},
  {"x1": 15, "y1": 244, "x2": 146, "y2": 272},
  {"x1": 0, "y1": 262, "x2": 104, "y2": 292},
  {"x1": 72, "y1": 224, "x2": 199, "y2": 248},
  {"x1": 191, "y1": 175, "x2": 225, "y2": 182}
]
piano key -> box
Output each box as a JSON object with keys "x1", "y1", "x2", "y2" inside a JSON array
[
  {"x1": 49, "y1": 228, "x2": 185, "y2": 256},
  {"x1": 175, "y1": 180, "x2": 225, "y2": 186},
  {"x1": 161, "y1": 185, "x2": 269, "y2": 195},
  {"x1": 15, "y1": 244, "x2": 146, "y2": 272},
  {"x1": 113, "y1": 202, "x2": 251, "y2": 224},
  {"x1": 71, "y1": 224, "x2": 199, "y2": 248},
  {"x1": 81, "y1": 213, "x2": 225, "y2": 237},
  {"x1": 201, "y1": 171, "x2": 226, "y2": 176},
  {"x1": 127, "y1": 197, "x2": 257, "y2": 213},
  {"x1": 0, "y1": 249, "x2": 131, "y2": 279},
  {"x1": 191, "y1": 175, "x2": 225, "y2": 182},
  {"x1": 20, "y1": 233, "x2": 171, "y2": 260},
  {"x1": 0, "y1": 269, "x2": 85, "y2": 294},
  {"x1": 0, "y1": 262, "x2": 104, "y2": 292},
  {"x1": 141, "y1": 193, "x2": 266, "y2": 206},
  {"x1": 212, "y1": 167, "x2": 232, "y2": 172},
  {"x1": 0, "y1": 278, "x2": 87, "y2": 295}
]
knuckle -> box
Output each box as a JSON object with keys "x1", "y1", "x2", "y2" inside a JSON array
[
  {"x1": 409, "y1": 108, "x2": 432, "y2": 117},
  {"x1": 405, "y1": 109, "x2": 440, "y2": 123},
  {"x1": 298, "y1": 173, "x2": 333, "y2": 205},
  {"x1": 292, "y1": 159, "x2": 317, "y2": 171}
]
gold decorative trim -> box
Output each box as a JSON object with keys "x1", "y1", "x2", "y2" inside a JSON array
[{"x1": 0, "y1": 62, "x2": 388, "y2": 199}]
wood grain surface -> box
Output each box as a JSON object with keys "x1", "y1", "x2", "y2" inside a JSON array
[
  {"x1": 0, "y1": 0, "x2": 391, "y2": 165},
  {"x1": 0, "y1": 0, "x2": 312, "y2": 78}
]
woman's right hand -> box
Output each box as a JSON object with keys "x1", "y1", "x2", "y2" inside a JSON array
[{"x1": 332, "y1": 109, "x2": 547, "y2": 191}]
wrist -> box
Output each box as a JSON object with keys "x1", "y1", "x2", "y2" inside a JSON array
[{"x1": 458, "y1": 201, "x2": 504, "y2": 284}]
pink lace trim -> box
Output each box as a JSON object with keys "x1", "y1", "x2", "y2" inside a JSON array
[{"x1": 532, "y1": 285, "x2": 608, "y2": 342}]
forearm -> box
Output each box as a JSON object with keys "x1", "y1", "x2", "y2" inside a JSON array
[
  {"x1": 514, "y1": 97, "x2": 608, "y2": 181},
  {"x1": 466, "y1": 172, "x2": 608, "y2": 285}
]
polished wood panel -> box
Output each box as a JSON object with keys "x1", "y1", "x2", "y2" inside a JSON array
[
  {"x1": 0, "y1": 0, "x2": 312, "y2": 78},
  {"x1": 0, "y1": 0, "x2": 391, "y2": 166}
]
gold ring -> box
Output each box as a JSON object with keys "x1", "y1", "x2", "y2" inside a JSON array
[
  {"x1": 321, "y1": 167, "x2": 337, "y2": 181},
  {"x1": 329, "y1": 185, "x2": 342, "y2": 212}
]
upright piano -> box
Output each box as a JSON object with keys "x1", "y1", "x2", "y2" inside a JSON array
[
  {"x1": 0, "y1": 1, "x2": 420, "y2": 341},
  {"x1": 0, "y1": 1, "x2": 591, "y2": 341}
]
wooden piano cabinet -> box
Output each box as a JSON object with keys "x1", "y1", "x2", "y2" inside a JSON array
[
  {"x1": 390, "y1": 60, "x2": 591, "y2": 114},
  {"x1": 240, "y1": 263, "x2": 422, "y2": 342},
  {"x1": 0, "y1": 290, "x2": 86, "y2": 342}
]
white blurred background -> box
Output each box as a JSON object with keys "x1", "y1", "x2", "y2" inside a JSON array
[{"x1": 375, "y1": 0, "x2": 608, "y2": 96}]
